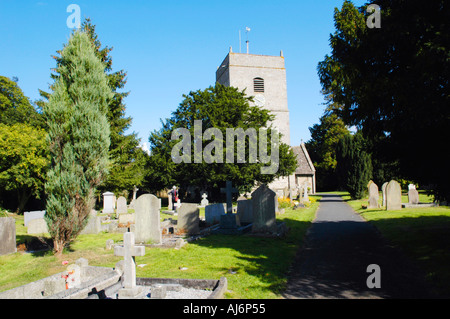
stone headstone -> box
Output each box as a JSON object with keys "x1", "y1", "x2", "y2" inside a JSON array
[
  {"x1": 27, "y1": 218, "x2": 49, "y2": 234},
  {"x1": 177, "y1": 203, "x2": 200, "y2": 235},
  {"x1": 134, "y1": 194, "x2": 162, "y2": 244},
  {"x1": 168, "y1": 194, "x2": 173, "y2": 211},
  {"x1": 119, "y1": 213, "x2": 135, "y2": 225},
  {"x1": 0, "y1": 217, "x2": 16, "y2": 255},
  {"x1": 205, "y1": 203, "x2": 226, "y2": 225},
  {"x1": 116, "y1": 196, "x2": 128, "y2": 215},
  {"x1": 200, "y1": 193, "x2": 209, "y2": 207},
  {"x1": 251, "y1": 184, "x2": 277, "y2": 234},
  {"x1": 24, "y1": 210, "x2": 45, "y2": 227},
  {"x1": 114, "y1": 232, "x2": 145, "y2": 299},
  {"x1": 368, "y1": 181, "x2": 379, "y2": 209},
  {"x1": 382, "y1": 182, "x2": 389, "y2": 207},
  {"x1": 237, "y1": 198, "x2": 253, "y2": 224},
  {"x1": 102, "y1": 192, "x2": 115, "y2": 214},
  {"x1": 81, "y1": 210, "x2": 101, "y2": 235},
  {"x1": 408, "y1": 187, "x2": 419, "y2": 205},
  {"x1": 220, "y1": 181, "x2": 239, "y2": 214},
  {"x1": 386, "y1": 180, "x2": 402, "y2": 211}
]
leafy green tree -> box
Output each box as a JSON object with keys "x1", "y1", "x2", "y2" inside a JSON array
[
  {"x1": 336, "y1": 132, "x2": 373, "y2": 199},
  {"x1": 38, "y1": 18, "x2": 146, "y2": 198},
  {"x1": 0, "y1": 76, "x2": 47, "y2": 211},
  {"x1": 43, "y1": 31, "x2": 113, "y2": 255},
  {"x1": 0, "y1": 76, "x2": 44, "y2": 128},
  {"x1": 318, "y1": 0, "x2": 449, "y2": 200},
  {"x1": 0, "y1": 123, "x2": 49, "y2": 212},
  {"x1": 145, "y1": 83, "x2": 297, "y2": 200}
]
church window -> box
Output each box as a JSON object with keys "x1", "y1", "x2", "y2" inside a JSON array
[{"x1": 253, "y1": 77, "x2": 265, "y2": 93}]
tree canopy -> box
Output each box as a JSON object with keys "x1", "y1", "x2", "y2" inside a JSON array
[
  {"x1": 317, "y1": 0, "x2": 449, "y2": 200},
  {"x1": 145, "y1": 83, "x2": 297, "y2": 201}
]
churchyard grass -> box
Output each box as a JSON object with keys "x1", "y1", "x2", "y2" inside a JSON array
[
  {"x1": 343, "y1": 193, "x2": 450, "y2": 298},
  {"x1": 0, "y1": 198, "x2": 320, "y2": 298}
]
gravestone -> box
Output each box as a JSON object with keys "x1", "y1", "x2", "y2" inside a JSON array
[
  {"x1": 114, "y1": 232, "x2": 145, "y2": 299},
  {"x1": 382, "y1": 182, "x2": 388, "y2": 207},
  {"x1": 302, "y1": 182, "x2": 309, "y2": 203},
  {"x1": 408, "y1": 185, "x2": 419, "y2": 204},
  {"x1": 237, "y1": 198, "x2": 253, "y2": 224},
  {"x1": 168, "y1": 194, "x2": 173, "y2": 211},
  {"x1": 219, "y1": 181, "x2": 240, "y2": 230},
  {"x1": 205, "y1": 203, "x2": 226, "y2": 225},
  {"x1": 116, "y1": 196, "x2": 128, "y2": 215},
  {"x1": 386, "y1": 180, "x2": 402, "y2": 211},
  {"x1": 200, "y1": 193, "x2": 209, "y2": 207},
  {"x1": 368, "y1": 181, "x2": 379, "y2": 209},
  {"x1": 0, "y1": 217, "x2": 16, "y2": 255},
  {"x1": 251, "y1": 184, "x2": 277, "y2": 234},
  {"x1": 81, "y1": 210, "x2": 101, "y2": 235},
  {"x1": 27, "y1": 218, "x2": 49, "y2": 234},
  {"x1": 24, "y1": 210, "x2": 45, "y2": 227},
  {"x1": 177, "y1": 203, "x2": 200, "y2": 235},
  {"x1": 135, "y1": 194, "x2": 162, "y2": 244},
  {"x1": 103, "y1": 192, "x2": 115, "y2": 214}
]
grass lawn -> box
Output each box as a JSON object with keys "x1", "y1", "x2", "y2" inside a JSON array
[
  {"x1": 343, "y1": 192, "x2": 450, "y2": 298},
  {"x1": 0, "y1": 197, "x2": 320, "y2": 298}
]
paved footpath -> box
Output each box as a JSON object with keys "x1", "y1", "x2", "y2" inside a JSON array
[{"x1": 283, "y1": 194, "x2": 434, "y2": 299}]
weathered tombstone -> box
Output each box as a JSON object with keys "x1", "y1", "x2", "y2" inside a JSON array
[
  {"x1": 200, "y1": 193, "x2": 209, "y2": 207},
  {"x1": 105, "y1": 239, "x2": 114, "y2": 250},
  {"x1": 219, "y1": 181, "x2": 240, "y2": 229},
  {"x1": 205, "y1": 203, "x2": 226, "y2": 225},
  {"x1": 0, "y1": 217, "x2": 16, "y2": 255},
  {"x1": 237, "y1": 198, "x2": 253, "y2": 224},
  {"x1": 386, "y1": 180, "x2": 402, "y2": 211},
  {"x1": 102, "y1": 192, "x2": 115, "y2": 214},
  {"x1": 177, "y1": 203, "x2": 200, "y2": 235},
  {"x1": 24, "y1": 210, "x2": 45, "y2": 227},
  {"x1": 114, "y1": 232, "x2": 145, "y2": 299},
  {"x1": 251, "y1": 184, "x2": 277, "y2": 234},
  {"x1": 302, "y1": 182, "x2": 309, "y2": 203},
  {"x1": 116, "y1": 196, "x2": 128, "y2": 215},
  {"x1": 220, "y1": 181, "x2": 239, "y2": 214},
  {"x1": 368, "y1": 181, "x2": 379, "y2": 209},
  {"x1": 408, "y1": 184, "x2": 419, "y2": 204},
  {"x1": 382, "y1": 182, "x2": 389, "y2": 207},
  {"x1": 134, "y1": 194, "x2": 162, "y2": 244},
  {"x1": 81, "y1": 210, "x2": 101, "y2": 235},
  {"x1": 27, "y1": 218, "x2": 49, "y2": 234}
]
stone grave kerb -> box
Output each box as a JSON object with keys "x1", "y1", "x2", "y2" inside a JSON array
[{"x1": 114, "y1": 232, "x2": 145, "y2": 299}]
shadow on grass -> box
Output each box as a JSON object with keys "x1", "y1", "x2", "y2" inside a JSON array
[
  {"x1": 187, "y1": 216, "x2": 313, "y2": 297},
  {"x1": 362, "y1": 214, "x2": 450, "y2": 298}
]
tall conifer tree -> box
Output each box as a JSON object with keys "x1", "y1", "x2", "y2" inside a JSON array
[{"x1": 43, "y1": 31, "x2": 112, "y2": 255}]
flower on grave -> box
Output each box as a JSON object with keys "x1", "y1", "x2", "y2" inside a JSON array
[{"x1": 62, "y1": 260, "x2": 69, "y2": 265}]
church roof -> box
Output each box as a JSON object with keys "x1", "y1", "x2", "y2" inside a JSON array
[{"x1": 292, "y1": 143, "x2": 316, "y2": 175}]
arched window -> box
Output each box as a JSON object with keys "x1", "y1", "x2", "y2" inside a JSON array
[{"x1": 253, "y1": 77, "x2": 264, "y2": 93}]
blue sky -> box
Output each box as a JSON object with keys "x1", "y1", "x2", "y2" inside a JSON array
[{"x1": 0, "y1": 0, "x2": 367, "y2": 149}]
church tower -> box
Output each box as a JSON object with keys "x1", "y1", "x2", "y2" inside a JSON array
[{"x1": 216, "y1": 48, "x2": 291, "y2": 145}]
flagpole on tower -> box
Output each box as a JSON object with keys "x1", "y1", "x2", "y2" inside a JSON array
[{"x1": 245, "y1": 27, "x2": 251, "y2": 54}]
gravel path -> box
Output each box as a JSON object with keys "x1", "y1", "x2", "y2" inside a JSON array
[{"x1": 283, "y1": 194, "x2": 434, "y2": 299}]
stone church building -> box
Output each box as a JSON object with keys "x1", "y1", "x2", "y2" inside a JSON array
[{"x1": 216, "y1": 48, "x2": 316, "y2": 195}]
